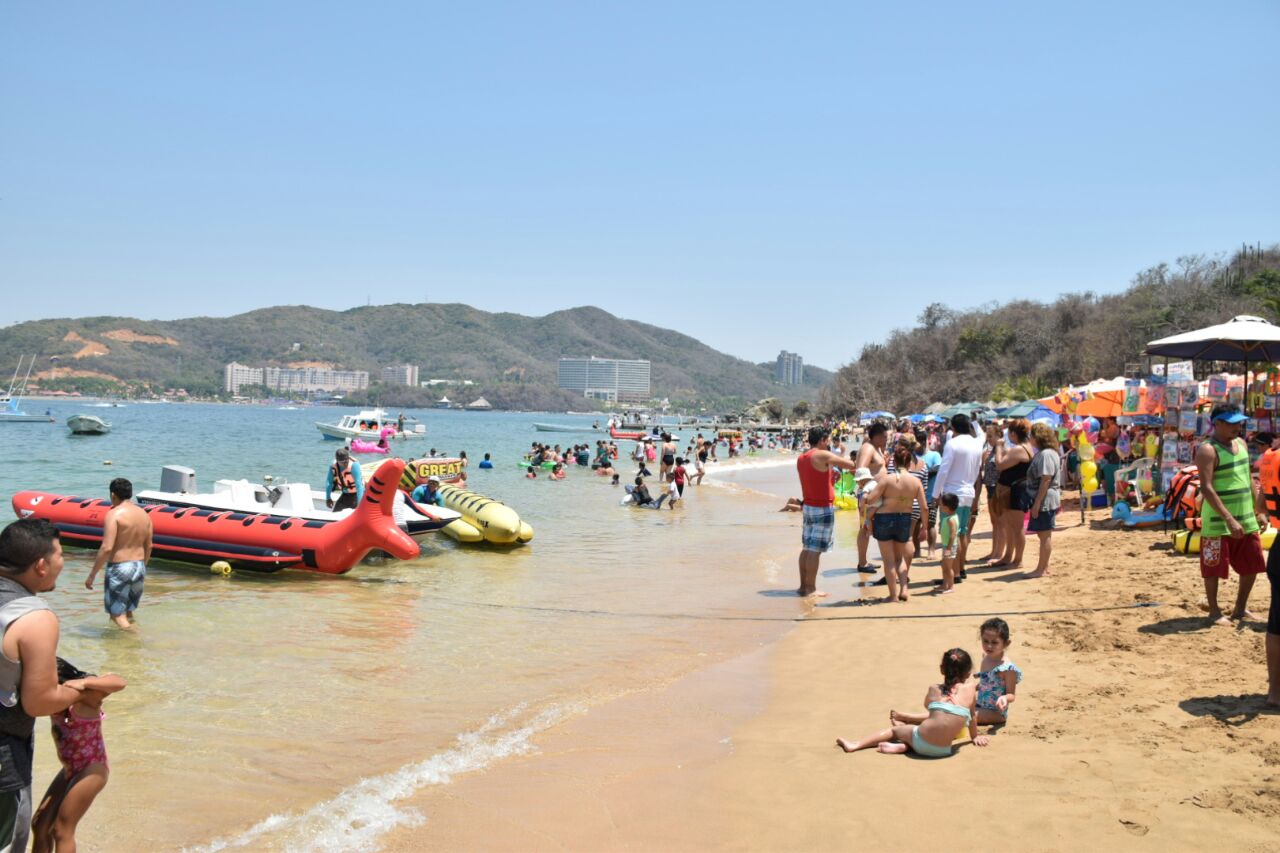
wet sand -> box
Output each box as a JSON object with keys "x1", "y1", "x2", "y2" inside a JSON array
[{"x1": 382, "y1": 469, "x2": 1280, "y2": 851}]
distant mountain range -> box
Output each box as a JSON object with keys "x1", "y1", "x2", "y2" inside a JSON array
[{"x1": 0, "y1": 303, "x2": 830, "y2": 410}]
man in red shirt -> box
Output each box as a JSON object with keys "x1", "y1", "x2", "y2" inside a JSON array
[{"x1": 796, "y1": 425, "x2": 859, "y2": 597}]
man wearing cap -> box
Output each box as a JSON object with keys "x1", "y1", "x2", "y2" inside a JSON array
[
  {"x1": 795, "y1": 425, "x2": 859, "y2": 597},
  {"x1": 1196, "y1": 403, "x2": 1267, "y2": 627},
  {"x1": 411, "y1": 476, "x2": 444, "y2": 507},
  {"x1": 325, "y1": 447, "x2": 364, "y2": 512}
]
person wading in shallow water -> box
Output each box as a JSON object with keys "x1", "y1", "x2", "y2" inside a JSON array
[
  {"x1": 796, "y1": 426, "x2": 859, "y2": 597},
  {"x1": 85, "y1": 478, "x2": 152, "y2": 630},
  {"x1": 854, "y1": 421, "x2": 888, "y2": 572}
]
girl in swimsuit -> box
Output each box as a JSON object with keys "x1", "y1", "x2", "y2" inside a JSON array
[
  {"x1": 837, "y1": 649, "x2": 990, "y2": 757},
  {"x1": 33, "y1": 659, "x2": 127, "y2": 853},
  {"x1": 975, "y1": 617, "x2": 1023, "y2": 725}
]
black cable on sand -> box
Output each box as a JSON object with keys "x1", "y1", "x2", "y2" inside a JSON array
[{"x1": 425, "y1": 597, "x2": 1163, "y2": 624}]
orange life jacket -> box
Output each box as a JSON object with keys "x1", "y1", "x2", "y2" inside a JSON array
[
  {"x1": 1259, "y1": 449, "x2": 1280, "y2": 529},
  {"x1": 332, "y1": 462, "x2": 357, "y2": 495}
]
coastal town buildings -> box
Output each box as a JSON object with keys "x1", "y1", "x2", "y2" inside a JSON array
[{"x1": 223, "y1": 361, "x2": 370, "y2": 394}]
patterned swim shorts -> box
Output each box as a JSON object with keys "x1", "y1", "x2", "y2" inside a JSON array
[
  {"x1": 104, "y1": 560, "x2": 146, "y2": 617},
  {"x1": 801, "y1": 505, "x2": 835, "y2": 553}
]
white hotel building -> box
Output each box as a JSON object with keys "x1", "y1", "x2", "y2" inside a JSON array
[{"x1": 557, "y1": 356, "x2": 651, "y2": 403}]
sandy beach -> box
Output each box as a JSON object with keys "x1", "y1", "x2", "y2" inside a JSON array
[{"x1": 379, "y1": 466, "x2": 1280, "y2": 851}]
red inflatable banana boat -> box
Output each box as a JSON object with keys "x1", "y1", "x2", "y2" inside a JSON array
[
  {"x1": 609, "y1": 427, "x2": 646, "y2": 440},
  {"x1": 11, "y1": 458, "x2": 419, "y2": 574}
]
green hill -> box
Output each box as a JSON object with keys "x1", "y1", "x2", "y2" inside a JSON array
[
  {"x1": 820, "y1": 242, "x2": 1280, "y2": 416},
  {"x1": 0, "y1": 304, "x2": 830, "y2": 411}
]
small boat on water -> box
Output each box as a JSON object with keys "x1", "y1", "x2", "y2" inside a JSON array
[
  {"x1": 13, "y1": 458, "x2": 421, "y2": 574},
  {"x1": 67, "y1": 414, "x2": 111, "y2": 435},
  {"x1": 533, "y1": 421, "x2": 600, "y2": 433},
  {"x1": 135, "y1": 464, "x2": 458, "y2": 543},
  {"x1": 0, "y1": 356, "x2": 55, "y2": 424},
  {"x1": 315, "y1": 408, "x2": 425, "y2": 441}
]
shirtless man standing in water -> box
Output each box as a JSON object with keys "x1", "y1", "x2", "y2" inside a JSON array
[
  {"x1": 86, "y1": 478, "x2": 152, "y2": 630},
  {"x1": 855, "y1": 421, "x2": 888, "y2": 572}
]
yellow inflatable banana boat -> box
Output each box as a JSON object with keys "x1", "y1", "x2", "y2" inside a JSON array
[
  {"x1": 374, "y1": 457, "x2": 534, "y2": 546},
  {"x1": 437, "y1": 484, "x2": 534, "y2": 544}
]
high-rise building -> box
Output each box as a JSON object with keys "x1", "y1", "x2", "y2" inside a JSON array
[
  {"x1": 224, "y1": 362, "x2": 264, "y2": 394},
  {"x1": 776, "y1": 351, "x2": 804, "y2": 386},
  {"x1": 558, "y1": 356, "x2": 651, "y2": 403},
  {"x1": 223, "y1": 362, "x2": 369, "y2": 395},
  {"x1": 381, "y1": 364, "x2": 420, "y2": 387}
]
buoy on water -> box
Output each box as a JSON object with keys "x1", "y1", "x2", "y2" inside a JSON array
[{"x1": 211, "y1": 560, "x2": 233, "y2": 576}]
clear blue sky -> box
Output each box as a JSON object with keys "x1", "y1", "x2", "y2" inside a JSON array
[{"x1": 3, "y1": 2, "x2": 1277, "y2": 370}]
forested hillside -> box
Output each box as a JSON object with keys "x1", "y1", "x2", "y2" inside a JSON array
[
  {"x1": 820, "y1": 243, "x2": 1280, "y2": 416},
  {"x1": 0, "y1": 304, "x2": 830, "y2": 410}
]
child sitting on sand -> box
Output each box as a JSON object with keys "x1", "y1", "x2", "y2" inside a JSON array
[
  {"x1": 936, "y1": 493, "x2": 960, "y2": 594},
  {"x1": 974, "y1": 617, "x2": 1022, "y2": 725},
  {"x1": 836, "y1": 649, "x2": 989, "y2": 757},
  {"x1": 32, "y1": 659, "x2": 126, "y2": 853}
]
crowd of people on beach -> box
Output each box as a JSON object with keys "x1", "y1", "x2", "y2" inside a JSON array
[
  {"x1": 792, "y1": 399, "x2": 1280, "y2": 758},
  {"x1": 793, "y1": 415, "x2": 1066, "y2": 601}
]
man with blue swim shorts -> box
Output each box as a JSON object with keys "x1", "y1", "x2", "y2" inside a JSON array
[
  {"x1": 86, "y1": 478, "x2": 152, "y2": 630},
  {"x1": 796, "y1": 426, "x2": 859, "y2": 598}
]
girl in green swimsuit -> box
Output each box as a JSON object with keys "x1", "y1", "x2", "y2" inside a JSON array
[{"x1": 836, "y1": 649, "x2": 990, "y2": 758}]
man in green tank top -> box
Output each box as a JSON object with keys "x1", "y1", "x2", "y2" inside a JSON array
[{"x1": 1195, "y1": 403, "x2": 1266, "y2": 627}]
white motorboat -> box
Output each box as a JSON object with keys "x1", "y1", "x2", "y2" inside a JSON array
[
  {"x1": 315, "y1": 408, "x2": 425, "y2": 441},
  {"x1": 67, "y1": 414, "x2": 111, "y2": 435},
  {"x1": 136, "y1": 466, "x2": 457, "y2": 542}
]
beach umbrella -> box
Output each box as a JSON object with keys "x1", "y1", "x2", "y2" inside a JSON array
[
  {"x1": 1000, "y1": 400, "x2": 1045, "y2": 418},
  {"x1": 1145, "y1": 314, "x2": 1280, "y2": 361}
]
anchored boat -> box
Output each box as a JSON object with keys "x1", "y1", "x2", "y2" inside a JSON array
[
  {"x1": 67, "y1": 414, "x2": 111, "y2": 435},
  {"x1": 0, "y1": 356, "x2": 54, "y2": 424},
  {"x1": 135, "y1": 464, "x2": 458, "y2": 543},
  {"x1": 14, "y1": 458, "x2": 421, "y2": 574}
]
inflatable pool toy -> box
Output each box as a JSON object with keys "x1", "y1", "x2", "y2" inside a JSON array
[
  {"x1": 12, "y1": 458, "x2": 419, "y2": 574},
  {"x1": 351, "y1": 428, "x2": 395, "y2": 454},
  {"x1": 609, "y1": 426, "x2": 646, "y2": 441},
  {"x1": 518, "y1": 460, "x2": 557, "y2": 470},
  {"x1": 1174, "y1": 527, "x2": 1277, "y2": 554},
  {"x1": 835, "y1": 471, "x2": 858, "y2": 499}
]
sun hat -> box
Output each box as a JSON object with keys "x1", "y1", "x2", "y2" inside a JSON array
[
  {"x1": 1211, "y1": 403, "x2": 1247, "y2": 424},
  {"x1": 854, "y1": 467, "x2": 874, "y2": 482}
]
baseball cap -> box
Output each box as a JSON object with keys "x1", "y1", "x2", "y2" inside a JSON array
[{"x1": 427, "y1": 475, "x2": 440, "y2": 482}]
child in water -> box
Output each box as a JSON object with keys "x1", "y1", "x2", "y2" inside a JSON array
[
  {"x1": 836, "y1": 649, "x2": 989, "y2": 757},
  {"x1": 32, "y1": 659, "x2": 126, "y2": 853},
  {"x1": 974, "y1": 617, "x2": 1022, "y2": 725},
  {"x1": 936, "y1": 493, "x2": 961, "y2": 594}
]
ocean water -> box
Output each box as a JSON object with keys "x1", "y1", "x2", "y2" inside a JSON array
[{"x1": 1, "y1": 404, "x2": 806, "y2": 851}]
